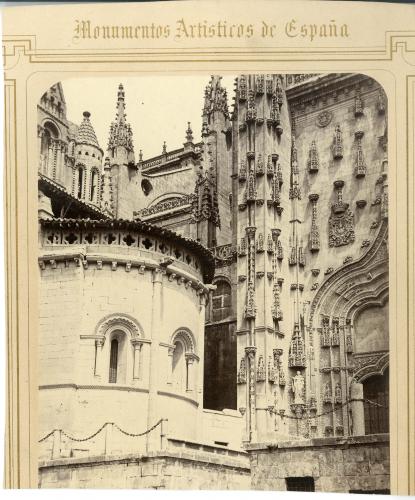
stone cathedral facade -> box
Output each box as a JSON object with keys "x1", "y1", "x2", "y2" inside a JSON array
[{"x1": 37, "y1": 74, "x2": 390, "y2": 492}]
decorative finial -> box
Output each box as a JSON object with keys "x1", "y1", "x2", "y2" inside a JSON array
[
  {"x1": 185, "y1": 122, "x2": 193, "y2": 143},
  {"x1": 83, "y1": 111, "x2": 91, "y2": 119},
  {"x1": 162, "y1": 141, "x2": 167, "y2": 154},
  {"x1": 117, "y1": 83, "x2": 125, "y2": 101},
  {"x1": 139, "y1": 150, "x2": 143, "y2": 162}
]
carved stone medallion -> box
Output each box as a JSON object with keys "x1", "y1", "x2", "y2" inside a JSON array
[{"x1": 316, "y1": 110, "x2": 333, "y2": 128}]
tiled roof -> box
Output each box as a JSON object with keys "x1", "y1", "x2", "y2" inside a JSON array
[{"x1": 75, "y1": 111, "x2": 101, "y2": 150}]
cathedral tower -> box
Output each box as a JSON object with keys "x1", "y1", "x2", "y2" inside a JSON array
[
  {"x1": 192, "y1": 76, "x2": 232, "y2": 248},
  {"x1": 73, "y1": 111, "x2": 103, "y2": 205},
  {"x1": 107, "y1": 83, "x2": 137, "y2": 218}
]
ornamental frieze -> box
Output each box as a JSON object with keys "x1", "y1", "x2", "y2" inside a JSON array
[{"x1": 138, "y1": 194, "x2": 193, "y2": 218}]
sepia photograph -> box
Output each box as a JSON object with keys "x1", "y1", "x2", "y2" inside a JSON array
[{"x1": 36, "y1": 73, "x2": 390, "y2": 492}]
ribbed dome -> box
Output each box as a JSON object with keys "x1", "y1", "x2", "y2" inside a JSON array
[{"x1": 75, "y1": 111, "x2": 101, "y2": 149}]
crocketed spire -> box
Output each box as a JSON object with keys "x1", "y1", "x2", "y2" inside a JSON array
[
  {"x1": 75, "y1": 111, "x2": 101, "y2": 149},
  {"x1": 202, "y1": 76, "x2": 229, "y2": 121},
  {"x1": 107, "y1": 83, "x2": 134, "y2": 154}
]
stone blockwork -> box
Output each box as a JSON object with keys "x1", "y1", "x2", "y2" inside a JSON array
[
  {"x1": 39, "y1": 447, "x2": 250, "y2": 489},
  {"x1": 247, "y1": 434, "x2": 389, "y2": 493}
]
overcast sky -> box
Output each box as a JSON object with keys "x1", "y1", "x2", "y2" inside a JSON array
[{"x1": 61, "y1": 75, "x2": 236, "y2": 160}]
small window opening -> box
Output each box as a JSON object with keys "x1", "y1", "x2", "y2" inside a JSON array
[{"x1": 109, "y1": 338, "x2": 119, "y2": 383}]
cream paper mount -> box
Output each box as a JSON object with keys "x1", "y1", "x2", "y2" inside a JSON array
[{"x1": 2, "y1": 0, "x2": 415, "y2": 494}]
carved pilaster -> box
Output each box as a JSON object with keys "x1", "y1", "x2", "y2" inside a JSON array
[
  {"x1": 238, "y1": 75, "x2": 247, "y2": 101},
  {"x1": 309, "y1": 193, "x2": 320, "y2": 252},
  {"x1": 246, "y1": 89, "x2": 257, "y2": 122},
  {"x1": 288, "y1": 236, "x2": 297, "y2": 266},
  {"x1": 245, "y1": 226, "x2": 256, "y2": 319}
]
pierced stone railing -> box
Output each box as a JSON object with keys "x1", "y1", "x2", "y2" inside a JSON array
[
  {"x1": 285, "y1": 74, "x2": 319, "y2": 89},
  {"x1": 39, "y1": 219, "x2": 215, "y2": 283}
]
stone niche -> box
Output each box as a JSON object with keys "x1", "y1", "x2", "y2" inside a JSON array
[{"x1": 354, "y1": 302, "x2": 389, "y2": 353}]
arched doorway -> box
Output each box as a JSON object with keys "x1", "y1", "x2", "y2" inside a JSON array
[{"x1": 363, "y1": 368, "x2": 389, "y2": 434}]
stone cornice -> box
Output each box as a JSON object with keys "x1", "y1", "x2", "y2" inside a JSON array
[
  {"x1": 157, "y1": 390, "x2": 199, "y2": 407},
  {"x1": 38, "y1": 251, "x2": 212, "y2": 296},
  {"x1": 245, "y1": 433, "x2": 389, "y2": 452},
  {"x1": 39, "y1": 383, "x2": 149, "y2": 393},
  {"x1": 286, "y1": 73, "x2": 378, "y2": 116}
]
